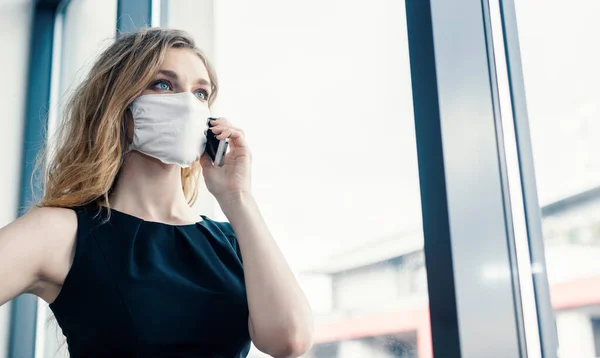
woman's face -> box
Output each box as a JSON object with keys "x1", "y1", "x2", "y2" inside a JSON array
[{"x1": 128, "y1": 47, "x2": 212, "y2": 142}]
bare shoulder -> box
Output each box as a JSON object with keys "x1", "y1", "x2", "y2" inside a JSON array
[
  {"x1": 17, "y1": 207, "x2": 78, "y2": 301},
  {"x1": 24, "y1": 205, "x2": 75, "y2": 222},
  {"x1": 18, "y1": 206, "x2": 78, "y2": 242},
  {"x1": 0, "y1": 206, "x2": 78, "y2": 306}
]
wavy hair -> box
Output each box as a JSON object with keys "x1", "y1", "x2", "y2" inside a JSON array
[{"x1": 37, "y1": 28, "x2": 218, "y2": 210}]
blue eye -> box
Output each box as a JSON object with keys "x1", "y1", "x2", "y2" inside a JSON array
[
  {"x1": 195, "y1": 89, "x2": 209, "y2": 101},
  {"x1": 151, "y1": 80, "x2": 171, "y2": 91}
]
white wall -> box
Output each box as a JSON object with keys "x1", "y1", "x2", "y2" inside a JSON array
[
  {"x1": 165, "y1": 0, "x2": 214, "y2": 60},
  {"x1": 0, "y1": 1, "x2": 33, "y2": 357}
]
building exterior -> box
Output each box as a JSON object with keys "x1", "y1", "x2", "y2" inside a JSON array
[{"x1": 304, "y1": 187, "x2": 600, "y2": 358}]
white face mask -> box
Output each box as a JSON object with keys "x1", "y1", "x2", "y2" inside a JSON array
[{"x1": 128, "y1": 92, "x2": 210, "y2": 168}]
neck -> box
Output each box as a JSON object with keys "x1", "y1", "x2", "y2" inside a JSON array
[{"x1": 109, "y1": 151, "x2": 197, "y2": 222}]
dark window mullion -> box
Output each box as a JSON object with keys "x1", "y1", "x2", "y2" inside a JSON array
[{"x1": 405, "y1": 0, "x2": 529, "y2": 356}]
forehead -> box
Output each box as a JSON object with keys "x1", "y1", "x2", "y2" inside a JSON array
[{"x1": 159, "y1": 47, "x2": 210, "y2": 81}]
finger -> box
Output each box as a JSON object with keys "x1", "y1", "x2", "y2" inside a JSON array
[
  {"x1": 209, "y1": 125, "x2": 225, "y2": 134},
  {"x1": 209, "y1": 117, "x2": 231, "y2": 127},
  {"x1": 209, "y1": 121, "x2": 235, "y2": 135},
  {"x1": 224, "y1": 128, "x2": 248, "y2": 149},
  {"x1": 211, "y1": 125, "x2": 243, "y2": 135},
  {"x1": 215, "y1": 127, "x2": 242, "y2": 141},
  {"x1": 215, "y1": 128, "x2": 233, "y2": 140}
]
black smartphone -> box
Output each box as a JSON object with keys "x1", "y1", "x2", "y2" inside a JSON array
[{"x1": 205, "y1": 117, "x2": 229, "y2": 167}]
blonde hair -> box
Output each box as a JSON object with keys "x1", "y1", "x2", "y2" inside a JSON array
[{"x1": 37, "y1": 28, "x2": 218, "y2": 210}]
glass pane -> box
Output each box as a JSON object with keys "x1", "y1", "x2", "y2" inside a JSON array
[
  {"x1": 49, "y1": 0, "x2": 118, "y2": 137},
  {"x1": 167, "y1": 0, "x2": 431, "y2": 357},
  {"x1": 42, "y1": 1, "x2": 117, "y2": 357},
  {"x1": 514, "y1": 1, "x2": 600, "y2": 357}
]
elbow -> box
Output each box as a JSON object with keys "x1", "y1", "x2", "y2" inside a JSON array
[
  {"x1": 271, "y1": 335, "x2": 313, "y2": 358},
  {"x1": 256, "y1": 326, "x2": 314, "y2": 358}
]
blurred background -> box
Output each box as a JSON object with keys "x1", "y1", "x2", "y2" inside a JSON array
[{"x1": 0, "y1": 0, "x2": 599, "y2": 357}]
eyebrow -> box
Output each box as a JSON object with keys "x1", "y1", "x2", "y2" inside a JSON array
[{"x1": 157, "y1": 69, "x2": 211, "y2": 87}]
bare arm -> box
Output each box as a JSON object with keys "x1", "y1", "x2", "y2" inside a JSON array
[
  {"x1": 218, "y1": 194, "x2": 314, "y2": 358},
  {"x1": 0, "y1": 207, "x2": 76, "y2": 306}
]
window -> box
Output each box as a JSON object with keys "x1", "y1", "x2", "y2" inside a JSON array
[
  {"x1": 166, "y1": 0, "x2": 431, "y2": 356},
  {"x1": 18, "y1": 0, "x2": 583, "y2": 356},
  {"x1": 514, "y1": 1, "x2": 600, "y2": 357},
  {"x1": 49, "y1": 0, "x2": 118, "y2": 136}
]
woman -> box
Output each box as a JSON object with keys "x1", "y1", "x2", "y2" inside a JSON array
[{"x1": 0, "y1": 28, "x2": 313, "y2": 357}]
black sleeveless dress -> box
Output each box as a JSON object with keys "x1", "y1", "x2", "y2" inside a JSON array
[{"x1": 48, "y1": 205, "x2": 251, "y2": 357}]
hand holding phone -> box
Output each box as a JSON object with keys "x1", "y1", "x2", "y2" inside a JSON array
[{"x1": 205, "y1": 117, "x2": 229, "y2": 167}]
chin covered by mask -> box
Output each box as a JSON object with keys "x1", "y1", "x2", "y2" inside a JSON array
[{"x1": 128, "y1": 92, "x2": 210, "y2": 168}]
